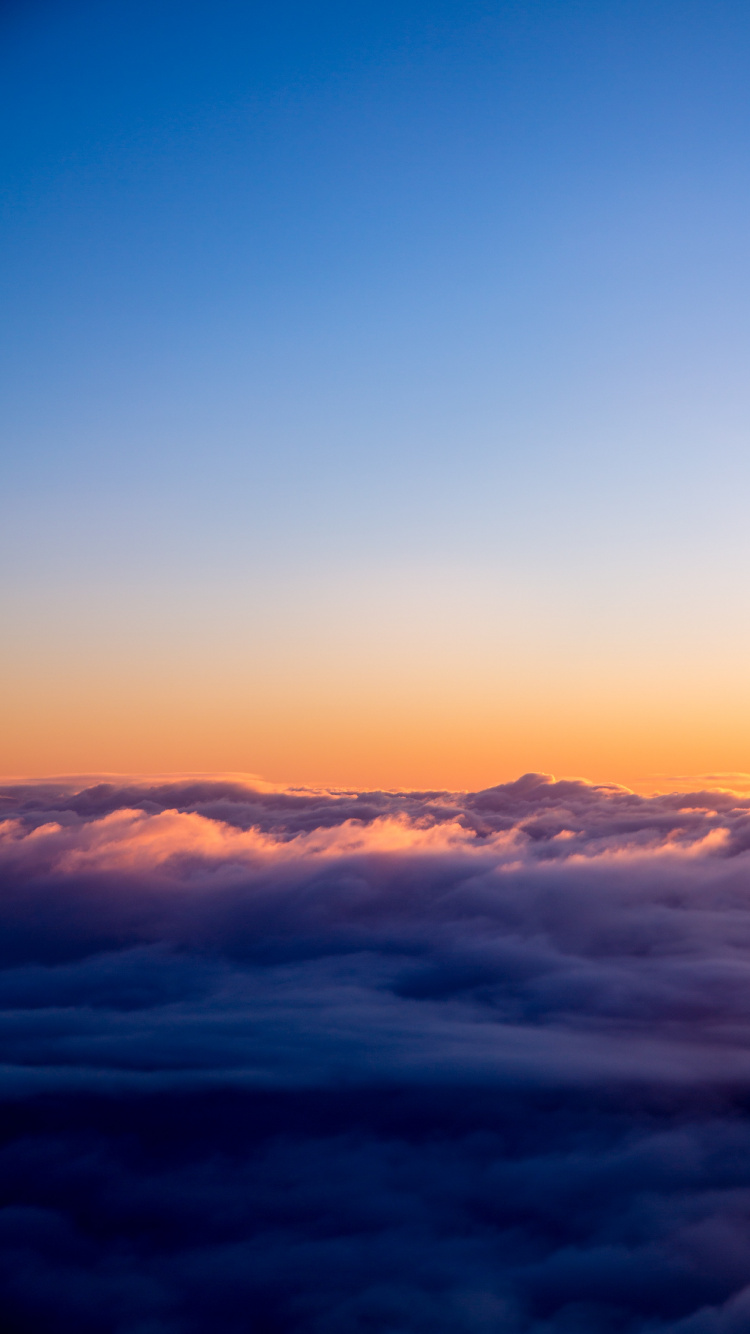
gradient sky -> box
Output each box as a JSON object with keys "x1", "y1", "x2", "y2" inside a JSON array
[{"x1": 3, "y1": 0, "x2": 750, "y2": 788}]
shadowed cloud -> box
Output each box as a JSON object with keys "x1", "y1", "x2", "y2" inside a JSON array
[{"x1": 3, "y1": 775, "x2": 750, "y2": 1330}]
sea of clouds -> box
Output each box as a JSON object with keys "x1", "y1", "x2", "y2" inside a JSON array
[{"x1": 3, "y1": 773, "x2": 750, "y2": 1332}]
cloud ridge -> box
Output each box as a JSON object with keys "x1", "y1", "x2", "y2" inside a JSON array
[{"x1": 3, "y1": 775, "x2": 750, "y2": 1331}]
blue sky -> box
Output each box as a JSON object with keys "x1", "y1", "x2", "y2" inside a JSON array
[{"x1": 3, "y1": 0, "x2": 750, "y2": 783}]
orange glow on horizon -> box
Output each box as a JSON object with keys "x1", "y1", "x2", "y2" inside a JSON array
[
  {"x1": 4, "y1": 670, "x2": 750, "y2": 798},
  {"x1": 5, "y1": 566, "x2": 750, "y2": 795}
]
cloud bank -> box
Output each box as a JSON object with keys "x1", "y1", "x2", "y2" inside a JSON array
[{"x1": 3, "y1": 774, "x2": 750, "y2": 1331}]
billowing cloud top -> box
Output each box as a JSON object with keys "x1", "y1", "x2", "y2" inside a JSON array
[{"x1": 3, "y1": 774, "x2": 750, "y2": 1332}]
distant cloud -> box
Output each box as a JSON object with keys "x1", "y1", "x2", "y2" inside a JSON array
[{"x1": 4, "y1": 775, "x2": 750, "y2": 1330}]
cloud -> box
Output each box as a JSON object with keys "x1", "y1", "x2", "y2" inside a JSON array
[{"x1": 3, "y1": 775, "x2": 750, "y2": 1330}]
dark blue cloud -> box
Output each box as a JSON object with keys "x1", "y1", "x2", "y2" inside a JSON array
[{"x1": 3, "y1": 775, "x2": 750, "y2": 1330}]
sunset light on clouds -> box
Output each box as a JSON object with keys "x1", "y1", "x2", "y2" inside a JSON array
[{"x1": 4, "y1": 2, "x2": 750, "y2": 1330}]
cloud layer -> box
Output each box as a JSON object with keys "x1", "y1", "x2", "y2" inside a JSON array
[{"x1": 3, "y1": 773, "x2": 750, "y2": 1331}]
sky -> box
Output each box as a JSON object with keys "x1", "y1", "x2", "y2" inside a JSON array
[{"x1": 3, "y1": 0, "x2": 750, "y2": 787}]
